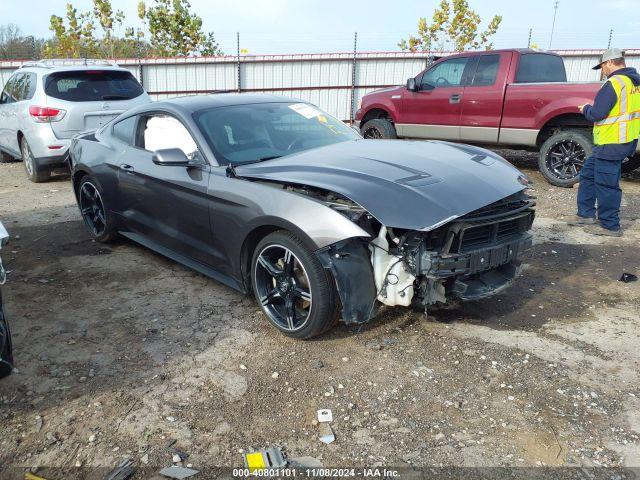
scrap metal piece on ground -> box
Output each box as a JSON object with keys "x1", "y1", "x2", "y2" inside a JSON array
[
  {"x1": 317, "y1": 409, "x2": 333, "y2": 423},
  {"x1": 243, "y1": 447, "x2": 287, "y2": 472},
  {"x1": 159, "y1": 466, "x2": 199, "y2": 479},
  {"x1": 166, "y1": 439, "x2": 189, "y2": 461},
  {"x1": 105, "y1": 459, "x2": 135, "y2": 480},
  {"x1": 318, "y1": 423, "x2": 335, "y2": 444},
  {"x1": 620, "y1": 272, "x2": 638, "y2": 283}
]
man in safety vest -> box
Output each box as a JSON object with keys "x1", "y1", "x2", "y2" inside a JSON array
[{"x1": 569, "y1": 48, "x2": 640, "y2": 236}]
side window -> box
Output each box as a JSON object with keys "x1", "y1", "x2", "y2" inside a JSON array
[
  {"x1": 470, "y1": 55, "x2": 500, "y2": 86},
  {"x1": 515, "y1": 54, "x2": 567, "y2": 83},
  {"x1": 138, "y1": 114, "x2": 198, "y2": 158},
  {"x1": 0, "y1": 75, "x2": 18, "y2": 104},
  {"x1": 112, "y1": 116, "x2": 137, "y2": 144},
  {"x1": 421, "y1": 57, "x2": 469, "y2": 89},
  {"x1": 12, "y1": 73, "x2": 36, "y2": 101}
]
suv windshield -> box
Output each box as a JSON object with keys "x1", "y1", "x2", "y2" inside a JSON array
[
  {"x1": 193, "y1": 102, "x2": 360, "y2": 165},
  {"x1": 44, "y1": 70, "x2": 144, "y2": 102}
]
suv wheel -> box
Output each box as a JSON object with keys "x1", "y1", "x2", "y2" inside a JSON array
[
  {"x1": 251, "y1": 231, "x2": 338, "y2": 339},
  {"x1": 21, "y1": 137, "x2": 50, "y2": 183},
  {"x1": 538, "y1": 129, "x2": 592, "y2": 187},
  {"x1": 361, "y1": 118, "x2": 397, "y2": 139}
]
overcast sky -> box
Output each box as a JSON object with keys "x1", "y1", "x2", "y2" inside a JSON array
[{"x1": 0, "y1": 0, "x2": 637, "y2": 54}]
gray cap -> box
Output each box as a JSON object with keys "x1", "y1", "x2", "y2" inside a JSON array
[{"x1": 592, "y1": 48, "x2": 625, "y2": 70}]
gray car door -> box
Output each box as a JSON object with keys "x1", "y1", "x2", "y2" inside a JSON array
[{"x1": 116, "y1": 112, "x2": 215, "y2": 267}]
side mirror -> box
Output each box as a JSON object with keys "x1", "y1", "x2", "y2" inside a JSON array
[
  {"x1": 152, "y1": 148, "x2": 191, "y2": 166},
  {"x1": 406, "y1": 77, "x2": 418, "y2": 92}
]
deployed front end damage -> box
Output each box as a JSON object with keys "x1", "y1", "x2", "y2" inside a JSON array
[{"x1": 316, "y1": 191, "x2": 535, "y2": 325}]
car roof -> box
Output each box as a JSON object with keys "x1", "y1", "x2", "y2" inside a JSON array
[{"x1": 127, "y1": 93, "x2": 306, "y2": 115}]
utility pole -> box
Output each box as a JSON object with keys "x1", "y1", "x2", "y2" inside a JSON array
[
  {"x1": 350, "y1": 32, "x2": 358, "y2": 125},
  {"x1": 549, "y1": 0, "x2": 559, "y2": 49},
  {"x1": 527, "y1": 28, "x2": 532, "y2": 48},
  {"x1": 607, "y1": 29, "x2": 613, "y2": 48},
  {"x1": 236, "y1": 32, "x2": 241, "y2": 93}
]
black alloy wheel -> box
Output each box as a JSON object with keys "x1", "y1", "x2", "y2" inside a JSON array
[
  {"x1": 254, "y1": 244, "x2": 313, "y2": 332},
  {"x1": 538, "y1": 129, "x2": 593, "y2": 187},
  {"x1": 545, "y1": 138, "x2": 586, "y2": 180},
  {"x1": 79, "y1": 180, "x2": 107, "y2": 237}
]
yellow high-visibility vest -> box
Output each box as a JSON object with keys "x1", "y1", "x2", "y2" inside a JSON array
[{"x1": 593, "y1": 74, "x2": 640, "y2": 145}]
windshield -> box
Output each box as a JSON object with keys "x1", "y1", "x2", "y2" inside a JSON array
[{"x1": 193, "y1": 102, "x2": 360, "y2": 165}]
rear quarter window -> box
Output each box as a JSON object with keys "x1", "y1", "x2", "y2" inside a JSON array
[
  {"x1": 44, "y1": 70, "x2": 144, "y2": 102},
  {"x1": 112, "y1": 115, "x2": 137, "y2": 144},
  {"x1": 515, "y1": 54, "x2": 567, "y2": 83}
]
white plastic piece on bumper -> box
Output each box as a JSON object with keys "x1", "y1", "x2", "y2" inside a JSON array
[{"x1": 369, "y1": 226, "x2": 415, "y2": 307}]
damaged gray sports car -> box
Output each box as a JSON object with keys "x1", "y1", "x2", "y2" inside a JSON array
[{"x1": 69, "y1": 95, "x2": 535, "y2": 339}]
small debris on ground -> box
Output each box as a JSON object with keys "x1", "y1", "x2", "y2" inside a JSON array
[{"x1": 158, "y1": 465, "x2": 199, "y2": 479}]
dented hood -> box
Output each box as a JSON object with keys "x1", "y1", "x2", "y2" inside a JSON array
[{"x1": 235, "y1": 140, "x2": 528, "y2": 231}]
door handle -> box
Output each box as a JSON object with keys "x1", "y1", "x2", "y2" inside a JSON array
[
  {"x1": 119, "y1": 163, "x2": 135, "y2": 174},
  {"x1": 449, "y1": 94, "x2": 461, "y2": 104}
]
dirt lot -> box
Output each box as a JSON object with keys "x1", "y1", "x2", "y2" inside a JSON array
[{"x1": 0, "y1": 153, "x2": 639, "y2": 477}]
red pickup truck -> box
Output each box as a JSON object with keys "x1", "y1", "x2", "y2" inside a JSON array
[{"x1": 355, "y1": 48, "x2": 640, "y2": 186}]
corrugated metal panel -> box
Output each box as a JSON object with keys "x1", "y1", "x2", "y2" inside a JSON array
[{"x1": 1, "y1": 51, "x2": 639, "y2": 120}]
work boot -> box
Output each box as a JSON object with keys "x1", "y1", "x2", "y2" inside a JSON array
[
  {"x1": 567, "y1": 215, "x2": 597, "y2": 226},
  {"x1": 584, "y1": 224, "x2": 623, "y2": 237}
]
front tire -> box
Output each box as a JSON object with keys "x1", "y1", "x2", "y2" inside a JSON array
[
  {"x1": 251, "y1": 231, "x2": 338, "y2": 339},
  {"x1": 361, "y1": 118, "x2": 397, "y2": 139},
  {"x1": 21, "y1": 137, "x2": 50, "y2": 183},
  {"x1": 77, "y1": 176, "x2": 118, "y2": 243},
  {"x1": 538, "y1": 129, "x2": 592, "y2": 187}
]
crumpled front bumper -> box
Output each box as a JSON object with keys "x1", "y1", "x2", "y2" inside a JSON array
[{"x1": 418, "y1": 233, "x2": 533, "y2": 301}]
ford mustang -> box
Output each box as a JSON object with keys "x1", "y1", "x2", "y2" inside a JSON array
[{"x1": 69, "y1": 94, "x2": 535, "y2": 339}]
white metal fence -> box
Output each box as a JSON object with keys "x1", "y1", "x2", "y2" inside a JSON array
[{"x1": 2, "y1": 49, "x2": 639, "y2": 121}]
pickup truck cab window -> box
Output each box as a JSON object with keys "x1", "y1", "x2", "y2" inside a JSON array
[
  {"x1": 515, "y1": 53, "x2": 567, "y2": 83},
  {"x1": 421, "y1": 57, "x2": 469, "y2": 89},
  {"x1": 470, "y1": 55, "x2": 501, "y2": 87}
]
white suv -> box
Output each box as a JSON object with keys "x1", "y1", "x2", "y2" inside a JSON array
[{"x1": 0, "y1": 59, "x2": 150, "y2": 182}]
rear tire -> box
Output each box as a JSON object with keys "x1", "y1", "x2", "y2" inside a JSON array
[
  {"x1": 622, "y1": 153, "x2": 640, "y2": 174},
  {"x1": 251, "y1": 231, "x2": 338, "y2": 339},
  {"x1": 77, "y1": 175, "x2": 118, "y2": 243},
  {"x1": 21, "y1": 137, "x2": 50, "y2": 183},
  {"x1": 538, "y1": 129, "x2": 592, "y2": 187},
  {"x1": 361, "y1": 118, "x2": 397, "y2": 139}
]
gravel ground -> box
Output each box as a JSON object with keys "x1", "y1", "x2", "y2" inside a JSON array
[{"x1": 0, "y1": 152, "x2": 639, "y2": 478}]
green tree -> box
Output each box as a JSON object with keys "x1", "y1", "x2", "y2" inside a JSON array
[
  {"x1": 399, "y1": 0, "x2": 502, "y2": 52},
  {"x1": 138, "y1": 0, "x2": 223, "y2": 56},
  {"x1": 44, "y1": 0, "x2": 221, "y2": 59},
  {"x1": 45, "y1": 3, "x2": 98, "y2": 58}
]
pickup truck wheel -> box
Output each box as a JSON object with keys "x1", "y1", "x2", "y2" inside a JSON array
[
  {"x1": 622, "y1": 154, "x2": 640, "y2": 174},
  {"x1": 361, "y1": 118, "x2": 397, "y2": 139},
  {"x1": 539, "y1": 130, "x2": 592, "y2": 187}
]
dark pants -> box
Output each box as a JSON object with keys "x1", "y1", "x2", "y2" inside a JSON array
[{"x1": 577, "y1": 154, "x2": 622, "y2": 231}]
